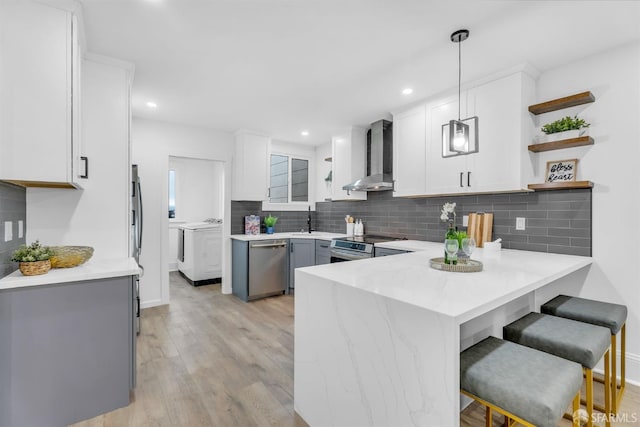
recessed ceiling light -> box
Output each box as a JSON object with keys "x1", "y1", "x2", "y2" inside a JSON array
[
  {"x1": 301, "y1": 130, "x2": 309, "y2": 136},
  {"x1": 146, "y1": 101, "x2": 158, "y2": 109},
  {"x1": 402, "y1": 88, "x2": 413, "y2": 95}
]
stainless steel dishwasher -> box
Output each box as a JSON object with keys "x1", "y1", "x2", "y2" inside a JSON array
[{"x1": 248, "y1": 239, "x2": 288, "y2": 299}]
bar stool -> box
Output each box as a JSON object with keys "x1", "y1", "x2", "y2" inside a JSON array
[
  {"x1": 542, "y1": 295, "x2": 627, "y2": 414},
  {"x1": 461, "y1": 336, "x2": 583, "y2": 427},
  {"x1": 503, "y1": 312, "x2": 611, "y2": 427}
]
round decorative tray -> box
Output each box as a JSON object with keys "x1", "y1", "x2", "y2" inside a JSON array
[{"x1": 429, "y1": 257, "x2": 483, "y2": 273}]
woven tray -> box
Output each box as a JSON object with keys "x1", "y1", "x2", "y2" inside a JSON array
[{"x1": 430, "y1": 257, "x2": 483, "y2": 273}]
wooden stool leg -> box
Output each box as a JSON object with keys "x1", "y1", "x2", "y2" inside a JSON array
[
  {"x1": 620, "y1": 323, "x2": 626, "y2": 408},
  {"x1": 573, "y1": 391, "x2": 581, "y2": 427},
  {"x1": 611, "y1": 333, "x2": 617, "y2": 414},
  {"x1": 605, "y1": 349, "x2": 611, "y2": 427},
  {"x1": 486, "y1": 405, "x2": 492, "y2": 427},
  {"x1": 586, "y1": 368, "x2": 594, "y2": 427}
]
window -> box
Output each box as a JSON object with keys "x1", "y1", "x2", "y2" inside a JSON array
[
  {"x1": 168, "y1": 169, "x2": 176, "y2": 218},
  {"x1": 269, "y1": 154, "x2": 309, "y2": 204}
]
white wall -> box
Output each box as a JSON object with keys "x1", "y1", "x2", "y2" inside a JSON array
[
  {"x1": 536, "y1": 41, "x2": 640, "y2": 383},
  {"x1": 26, "y1": 56, "x2": 132, "y2": 259},
  {"x1": 169, "y1": 156, "x2": 224, "y2": 222},
  {"x1": 167, "y1": 156, "x2": 224, "y2": 270},
  {"x1": 315, "y1": 142, "x2": 332, "y2": 202},
  {"x1": 132, "y1": 118, "x2": 233, "y2": 308}
]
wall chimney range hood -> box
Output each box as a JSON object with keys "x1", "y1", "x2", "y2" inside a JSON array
[{"x1": 342, "y1": 119, "x2": 393, "y2": 192}]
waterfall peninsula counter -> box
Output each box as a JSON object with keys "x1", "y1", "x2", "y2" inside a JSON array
[{"x1": 294, "y1": 245, "x2": 592, "y2": 427}]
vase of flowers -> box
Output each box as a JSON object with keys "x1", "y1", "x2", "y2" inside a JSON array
[{"x1": 11, "y1": 240, "x2": 55, "y2": 276}]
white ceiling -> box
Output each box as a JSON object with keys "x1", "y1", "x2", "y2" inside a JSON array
[{"x1": 80, "y1": 0, "x2": 640, "y2": 145}]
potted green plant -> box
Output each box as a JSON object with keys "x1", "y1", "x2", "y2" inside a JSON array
[
  {"x1": 540, "y1": 115, "x2": 590, "y2": 142},
  {"x1": 11, "y1": 240, "x2": 55, "y2": 276},
  {"x1": 264, "y1": 215, "x2": 278, "y2": 234}
]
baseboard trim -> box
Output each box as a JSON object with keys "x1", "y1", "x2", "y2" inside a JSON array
[
  {"x1": 140, "y1": 298, "x2": 164, "y2": 309},
  {"x1": 294, "y1": 411, "x2": 310, "y2": 427}
]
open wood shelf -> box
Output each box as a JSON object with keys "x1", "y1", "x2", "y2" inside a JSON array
[
  {"x1": 528, "y1": 136, "x2": 594, "y2": 153},
  {"x1": 528, "y1": 91, "x2": 595, "y2": 115},
  {"x1": 527, "y1": 181, "x2": 594, "y2": 191}
]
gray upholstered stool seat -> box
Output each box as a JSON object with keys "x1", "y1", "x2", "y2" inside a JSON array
[
  {"x1": 461, "y1": 336, "x2": 583, "y2": 427},
  {"x1": 542, "y1": 295, "x2": 628, "y2": 413},
  {"x1": 504, "y1": 312, "x2": 612, "y2": 427},
  {"x1": 541, "y1": 295, "x2": 627, "y2": 334}
]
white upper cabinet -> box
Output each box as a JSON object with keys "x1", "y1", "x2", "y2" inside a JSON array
[
  {"x1": 391, "y1": 69, "x2": 536, "y2": 196},
  {"x1": 331, "y1": 128, "x2": 367, "y2": 201},
  {"x1": 465, "y1": 72, "x2": 535, "y2": 193},
  {"x1": 232, "y1": 131, "x2": 270, "y2": 201},
  {"x1": 392, "y1": 104, "x2": 427, "y2": 197},
  {"x1": 425, "y1": 94, "x2": 470, "y2": 195},
  {"x1": 0, "y1": 0, "x2": 82, "y2": 188}
]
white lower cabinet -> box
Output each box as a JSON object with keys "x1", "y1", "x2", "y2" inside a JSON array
[{"x1": 0, "y1": 0, "x2": 82, "y2": 187}]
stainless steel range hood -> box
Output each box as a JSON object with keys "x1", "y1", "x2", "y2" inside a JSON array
[{"x1": 342, "y1": 119, "x2": 393, "y2": 192}]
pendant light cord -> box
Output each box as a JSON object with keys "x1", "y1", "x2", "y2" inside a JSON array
[{"x1": 458, "y1": 37, "x2": 461, "y2": 121}]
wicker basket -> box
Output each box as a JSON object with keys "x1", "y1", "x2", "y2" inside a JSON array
[{"x1": 19, "y1": 260, "x2": 51, "y2": 276}]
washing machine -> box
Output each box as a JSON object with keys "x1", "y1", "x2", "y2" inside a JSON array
[{"x1": 177, "y1": 221, "x2": 222, "y2": 286}]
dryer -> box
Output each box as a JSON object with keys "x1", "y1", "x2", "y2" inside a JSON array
[{"x1": 178, "y1": 221, "x2": 222, "y2": 286}]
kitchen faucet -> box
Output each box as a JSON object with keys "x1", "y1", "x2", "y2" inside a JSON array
[{"x1": 307, "y1": 206, "x2": 313, "y2": 233}]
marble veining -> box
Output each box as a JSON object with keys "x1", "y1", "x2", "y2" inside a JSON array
[{"x1": 294, "y1": 247, "x2": 592, "y2": 426}]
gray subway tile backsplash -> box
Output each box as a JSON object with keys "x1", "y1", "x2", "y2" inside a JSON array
[
  {"x1": 0, "y1": 182, "x2": 27, "y2": 278},
  {"x1": 231, "y1": 188, "x2": 592, "y2": 256}
]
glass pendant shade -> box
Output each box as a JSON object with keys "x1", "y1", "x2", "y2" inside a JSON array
[{"x1": 449, "y1": 119, "x2": 469, "y2": 153}]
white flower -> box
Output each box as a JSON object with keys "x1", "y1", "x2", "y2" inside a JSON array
[{"x1": 440, "y1": 202, "x2": 457, "y2": 222}]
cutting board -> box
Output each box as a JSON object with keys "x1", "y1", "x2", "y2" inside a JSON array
[{"x1": 467, "y1": 213, "x2": 493, "y2": 248}]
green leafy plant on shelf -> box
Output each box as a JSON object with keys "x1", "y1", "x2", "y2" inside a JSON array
[
  {"x1": 541, "y1": 115, "x2": 590, "y2": 134},
  {"x1": 263, "y1": 215, "x2": 278, "y2": 227},
  {"x1": 10, "y1": 240, "x2": 55, "y2": 262}
]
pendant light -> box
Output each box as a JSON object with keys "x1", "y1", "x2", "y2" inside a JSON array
[{"x1": 442, "y1": 29, "x2": 478, "y2": 157}]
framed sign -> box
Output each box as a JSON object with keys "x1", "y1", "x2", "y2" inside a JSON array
[{"x1": 545, "y1": 159, "x2": 578, "y2": 183}]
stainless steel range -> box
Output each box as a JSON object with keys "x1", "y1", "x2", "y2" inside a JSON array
[{"x1": 330, "y1": 235, "x2": 406, "y2": 262}]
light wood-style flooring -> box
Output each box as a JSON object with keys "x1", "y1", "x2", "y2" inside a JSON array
[{"x1": 72, "y1": 272, "x2": 639, "y2": 426}]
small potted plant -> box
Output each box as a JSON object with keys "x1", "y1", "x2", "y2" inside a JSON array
[
  {"x1": 11, "y1": 240, "x2": 55, "y2": 276},
  {"x1": 264, "y1": 215, "x2": 278, "y2": 234},
  {"x1": 540, "y1": 115, "x2": 590, "y2": 142}
]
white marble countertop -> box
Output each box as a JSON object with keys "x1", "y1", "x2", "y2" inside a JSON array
[
  {"x1": 297, "y1": 247, "x2": 592, "y2": 323},
  {"x1": 230, "y1": 232, "x2": 346, "y2": 242},
  {"x1": 0, "y1": 258, "x2": 140, "y2": 291}
]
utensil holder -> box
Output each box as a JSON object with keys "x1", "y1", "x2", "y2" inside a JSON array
[{"x1": 346, "y1": 223, "x2": 354, "y2": 237}]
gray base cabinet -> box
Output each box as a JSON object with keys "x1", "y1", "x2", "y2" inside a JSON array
[
  {"x1": 315, "y1": 240, "x2": 331, "y2": 265},
  {"x1": 289, "y1": 238, "x2": 315, "y2": 290},
  {"x1": 0, "y1": 276, "x2": 136, "y2": 427},
  {"x1": 374, "y1": 247, "x2": 408, "y2": 257},
  {"x1": 232, "y1": 239, "x2": 288, "y2": 301}
]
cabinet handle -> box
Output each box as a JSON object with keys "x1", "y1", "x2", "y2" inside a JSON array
[
  {"x1": 80, "y1": 156, "x2": 89, "y2": 179},
  {"x1": 467, "y1": 171, "x2": 471, "y2": 187},
  {"x1": 460, "y1": 172, "x2": 464, "y2": 187}
]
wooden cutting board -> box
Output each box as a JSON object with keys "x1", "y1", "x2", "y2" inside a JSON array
[{"x1": 467, "y1": 213, "x2": 493, "y2": 248}]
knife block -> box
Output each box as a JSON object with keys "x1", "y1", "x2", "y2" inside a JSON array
[{"x1": 467, "y1": 213, "x2": 493, "y2": 248}]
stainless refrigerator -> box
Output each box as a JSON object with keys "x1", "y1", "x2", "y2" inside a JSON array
[{"x1": 131, "y1": 164, "x2": 143, "y2": 334}]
